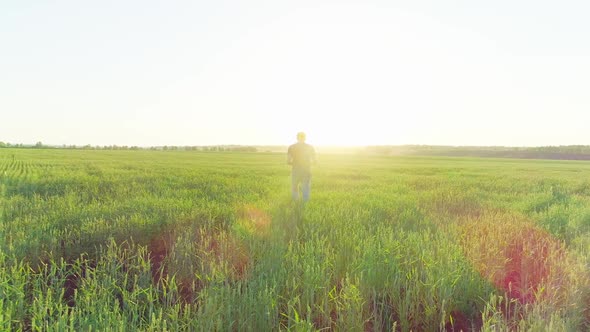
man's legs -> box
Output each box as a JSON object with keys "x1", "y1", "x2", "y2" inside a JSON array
[
  {"x1": 301, "y1": 173, "x2": 311, "y2": 202},
  {"x1": 291, "y1": 171, "x2": 300, "y2": 201},
  {"x1": 292, "y1": 169, "x2": 312, "y2": 202}
]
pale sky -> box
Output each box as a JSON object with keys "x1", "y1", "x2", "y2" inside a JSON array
[{"x1": 1, "y1": 0, "x2": 589, "y2": 147}]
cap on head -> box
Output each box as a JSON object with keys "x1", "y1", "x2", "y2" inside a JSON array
[{"x1": 296, "y1": 132, "x2": 306, "y2": 142}]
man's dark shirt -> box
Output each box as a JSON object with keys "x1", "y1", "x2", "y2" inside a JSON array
[{"x1": 288, "y1": 142, "x2": 316, "y2": 173}]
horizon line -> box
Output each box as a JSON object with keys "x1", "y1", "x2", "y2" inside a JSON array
[{"x1": 2, "y1": 142, "x2": 590, "y2": 149}]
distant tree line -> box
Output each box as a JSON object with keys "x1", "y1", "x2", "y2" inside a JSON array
[
  {"x1": 0, "y1": 141, "x2": 258, "y2": 152},
  {"x1": 362, "y1": 145, "x2": 590, "y2": 161}
]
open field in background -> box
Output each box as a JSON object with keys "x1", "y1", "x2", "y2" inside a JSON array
[{"x1": 1, "y1": 149, "x2": 589, "y2": 331}]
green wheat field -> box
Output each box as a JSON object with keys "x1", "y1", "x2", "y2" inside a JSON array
[{"x1": 1, "y1": 149, "x2": 589, "y2": 331}]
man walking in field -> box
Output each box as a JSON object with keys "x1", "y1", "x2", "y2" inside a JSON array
[{"x1": 288, "y1": 132, "x2": 316, "y2": 202}]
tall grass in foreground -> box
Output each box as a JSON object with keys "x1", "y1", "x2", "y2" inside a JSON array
[{"x1": 1, "y1": 149, "x2": 589, "y2": 331}]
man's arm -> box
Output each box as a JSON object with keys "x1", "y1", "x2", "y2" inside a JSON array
[{"x1": 287, "y1": 146, "x2": 293, "y2": 165}]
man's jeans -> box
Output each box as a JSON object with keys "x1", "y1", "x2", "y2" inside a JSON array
[{"x1": 292, "y1": 168, "x2": 311, "y2": 202}]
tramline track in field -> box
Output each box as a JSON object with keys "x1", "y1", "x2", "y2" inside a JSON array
[
  {"x1": 0, "y1": 156, "x2": 47, "y2": 199},
  {"x1": 0, "y1": 159, "x2": 9, "y2": 175}
]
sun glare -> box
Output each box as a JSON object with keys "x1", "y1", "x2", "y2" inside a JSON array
[{"x1": 285, "y1": 109, "x2": 417, "y2": 147}]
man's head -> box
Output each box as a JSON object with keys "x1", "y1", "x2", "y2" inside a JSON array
[{"x1": 296, "y1": 132, "x2": 306, "y2": 143}]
